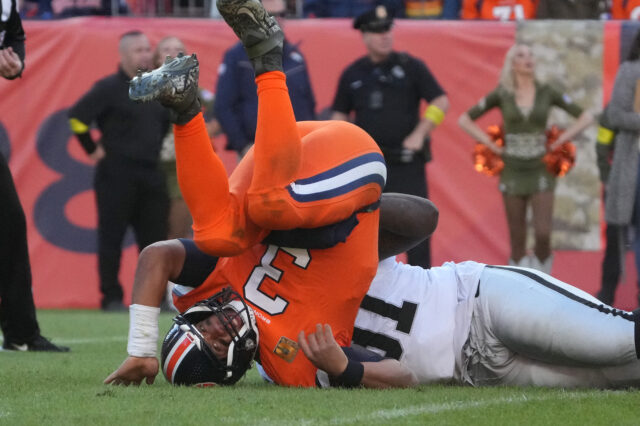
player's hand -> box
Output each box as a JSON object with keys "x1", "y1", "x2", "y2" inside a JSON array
[
  {"x1": 0, "y1": 47, "x2": 23, "y2": 79},
  {"x1": 89, "y1": 145, "x2": 106, "y2": 162},
  {"x1": 401, "y1": 131, "x2": 424, "y2": 152},
  {"x1": 298, "y1": 324, "x2": 348, "y2": 377},
  {"x1": 104, "y1": 356, "x2": 159, "y2": 386}
]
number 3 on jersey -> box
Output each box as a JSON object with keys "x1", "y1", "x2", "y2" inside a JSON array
[{"x1": 243, "y1": 245, "x2": 311, "y2": 315}]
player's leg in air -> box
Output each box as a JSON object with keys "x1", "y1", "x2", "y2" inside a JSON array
[
  {"x1": 468, "y1": 265, "x2": 640, "y2": 388},
  {"x1": 130, "y1": 55, "x2": 257, "y2": 256},
  {"x1": 130, "y1": 0, "x2": 386, "y2": 254},
  {"x1": 218, "y1": 0, "x2": 386, "y2": 229},
  {"x1": 217, "y1": 0, "x2": 385, "y2": 231}
]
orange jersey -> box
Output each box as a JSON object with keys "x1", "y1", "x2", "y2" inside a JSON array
[
  {"x1": 462, "y1": 0, "x2": 538, "y2": 19},
  {"x1": 174, "y1": 209, "x2": 379, "y2": 387},
  {"x1": 173, "y1": 118, "x2": 385, "y2": 257},
  {"x1": 171, "y1": 72, "x2": 384, "y2": 387},
  {"x1": 174, "y1": 73, "x2": 385, "y2": 259},
  {"x1": 611, "y1": 0, "x2": 640, "y2": 18}
]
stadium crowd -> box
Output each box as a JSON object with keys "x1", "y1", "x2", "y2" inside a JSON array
[{"x1": 17, "y1": 0, "x2": 640, "y2": 21}]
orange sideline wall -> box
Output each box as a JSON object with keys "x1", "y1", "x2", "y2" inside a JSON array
[{"x1": 0, "y1": 18, "x2": 636, "y2": 309}]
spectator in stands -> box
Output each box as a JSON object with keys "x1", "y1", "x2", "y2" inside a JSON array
[
  {"x1": 611, "y1": 0, "x2": 640, "y2": 19},
  {"x1": 68, "y1": 31, "x2": 170, "y2": 311},
  {"x1": 461, "y1": 0, "x2": 537, "y2": 20},
  {"x1": 404, "y1": 0, "x2": 460, "y2": 19},
  {"x1": 458, "y1": 44, "x2": 593, "y2": 273},
  {"x1": 215, "y1": 0, "x2": 316, "y2": 158},
  {"x1": 99, "y1": 0, "x2": 128, "y2": 15},
  {"x1": 54, "y1": 0, "x2": 126, "y2": 17},
  {"x1": 0, "y1": 0, "x2": 69, "y2": 351},
  {"x1": 331, "y1": 5, "x2": 449, "y2": 269},
  {"x1": 304, "y1": 0, "x2": 405, "y2": 17},
  {"x1": 54, "y1": 0, "x2": 103, "y2": 18},
  {"x1": 536, "y1": 0, "x2": 608, "y2": 19},
  {"x1": 598, "y1": 31, "x2": 640, "y2": 306},
  {"x1": 21, "y1": 0, "x2": 53, "y2": 19}
]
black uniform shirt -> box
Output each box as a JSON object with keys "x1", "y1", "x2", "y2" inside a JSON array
[
  {"x1": 0, "y1": 0, "x2": 26, "y2": 74},
  {"x1": 332, "y1": 51, "x2": 445, "y2": 152},
  {"x1": 68, "y1": 67, "x2": 170, "y2": 165}
]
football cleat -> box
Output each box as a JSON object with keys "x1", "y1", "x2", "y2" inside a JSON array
[
  {"x1": 216, "y1": 0, "x2": 284, "y2": 75},
  {"x1": 129, "y1": 52, "x2": 201, "y2": 125},
  {"x1": 2, "y1": 335, "x2": 70, "y2": 352}
]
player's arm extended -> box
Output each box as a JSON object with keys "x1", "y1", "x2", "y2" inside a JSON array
[
  {"x1": 378, "y1": 193, "x2": 439, "y2": 259},
  {"x1": 299, "y1": 324, "x2": 417, "y2": 389},
  {"x1": 104, "y1": 239, "x2": 216, "y2": 386},
  {"x1": 104, "y1": 240, "x2": 186, "y2": 385}
]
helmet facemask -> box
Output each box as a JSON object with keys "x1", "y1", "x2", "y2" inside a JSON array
[{"x1": 161, "y1": 287, "x2": 259, "y2": 386}]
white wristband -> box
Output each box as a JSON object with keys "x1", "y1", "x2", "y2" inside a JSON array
[{"x1": 127, "y1": 304, "x2": 161, "y2": 358}]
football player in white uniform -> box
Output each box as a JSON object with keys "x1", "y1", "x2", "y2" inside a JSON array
[{"x1": 353, "y1": 256, "x2": 640, "y2": 388}]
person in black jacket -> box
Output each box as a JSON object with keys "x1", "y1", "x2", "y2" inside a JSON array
[
  {"x1": 0, "y1": 0, "x2": 69, "y2": 351},
  {"x1": 69, "y1": 31, "x2": 170, "y2": 312},
  {"x1": 214, "y1": 0, "x2": 316, "y2": 159},
  {"x1": 0, "y1": 0, "x2": 24, "y2": 79}
]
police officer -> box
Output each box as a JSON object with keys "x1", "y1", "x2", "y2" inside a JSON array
[
  {"x1": 215, "y1": 0, "x2": 316, "y2": 158},
  {"x1": 331, "y1": 5, "x2": 449, "y2": 268},
  {"x1": 0, "y1": 0, "x2": 69, "y2": 351}
]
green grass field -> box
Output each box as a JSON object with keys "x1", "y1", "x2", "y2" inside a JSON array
[{"x1": 1, "y1": 310, "x2": 639, "y2": 425}]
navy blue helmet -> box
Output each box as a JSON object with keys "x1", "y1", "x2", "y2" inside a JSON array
[{"x1": 161, "y1": 287, "x2": 258, "y2": 386}]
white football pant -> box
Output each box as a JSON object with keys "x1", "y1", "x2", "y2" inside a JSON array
[{"x1": 463, "y1": 265, "x2": 640, "y2": 388}]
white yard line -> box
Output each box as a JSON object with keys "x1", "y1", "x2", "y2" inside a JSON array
[
  {"x1": 328, "y1": 391, "x2": 614, "y2": 425},
  {"x1": 53, "y1": 336, "x2": 127, "y2": 345},
  {"x1": 216, "y1": 391, "x2": 619, "y2": 425}
]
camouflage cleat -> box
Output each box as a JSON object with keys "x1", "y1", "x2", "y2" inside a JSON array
[
  {"x1": 216, "y1": 0, "x2": 284, "y2": 75},
  {"x1": 129, "y1": 52, "x2": 201, "y2": 125}
]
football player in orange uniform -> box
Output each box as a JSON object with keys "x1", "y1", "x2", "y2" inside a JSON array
[
  {"x1": 611, "y1": 0, "x2": 640, "y2": 19},
  {"x1": 104, "y1": 0, "x2": 431, "y2": 388},
  {"x1": 461, "y1": 0, "x2": 538, "y2": 20},
  {"x1": 104, "y1": 192, "x2": 433, "y2": 388}
]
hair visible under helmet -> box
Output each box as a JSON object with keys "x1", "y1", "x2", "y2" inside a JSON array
[{"x1": 161, "y1": 287, "x2": 259, "y2": 386}]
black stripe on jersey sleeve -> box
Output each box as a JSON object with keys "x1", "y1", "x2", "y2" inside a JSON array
[
  {"x1": 487, "y1": 265, "x2": 635, "y2": 321},
  {"x1": 175, "y1": 238, "x2": 218, "y2": 288}
]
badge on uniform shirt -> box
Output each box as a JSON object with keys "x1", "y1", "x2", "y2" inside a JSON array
[
  {"x1": 274, "y1": 336, "x2": 299, "y2": 363},
  {"x1": 290, "y1": 51, "x2": 304, "y2": 63},
  {"x1": 391, "y1": 65, "x2": 405, "y2": 79},
  {"x1": 369, "y1": 89, "x2": 383, "y2": 110}
]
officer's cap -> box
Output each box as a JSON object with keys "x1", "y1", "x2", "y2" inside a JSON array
[{"x1": 353, "y1": 6, "x2": 393, "y2": 33}]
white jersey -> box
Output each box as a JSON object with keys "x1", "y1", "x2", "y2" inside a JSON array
[{"x1": 353, "y1": 258, "x2": 485, "y2": 383}]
